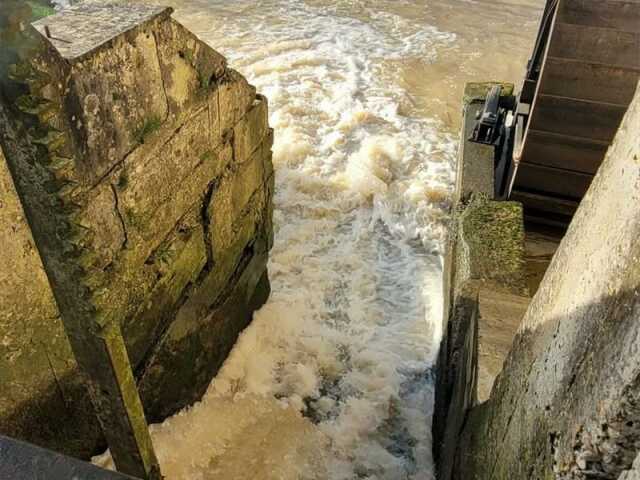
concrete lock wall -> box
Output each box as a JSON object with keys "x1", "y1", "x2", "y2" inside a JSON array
[
  {"x1": 433, "y1": 83, "x2": 531, "y2": 480},
  {"x1": 0, "y1": 3, "x2": 273, "y2": 458},
  {"x1": 436, "y1": 81, "x2": 640, "y2": 478}
]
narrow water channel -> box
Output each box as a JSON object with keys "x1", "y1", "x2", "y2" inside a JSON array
[{"x1": 94, "y1": 1, "x2": 541, "y2": 478}]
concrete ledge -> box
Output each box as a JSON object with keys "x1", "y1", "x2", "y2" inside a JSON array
[
  {"x1": 0, "y1": 435, "x2": 137, "y2": 480},
  {"x1": 32, "y1": 2, "x2": 173, "y2": 61},
  {"x1": 456, "y1": 194, "x2": 526, "y2": 294}
]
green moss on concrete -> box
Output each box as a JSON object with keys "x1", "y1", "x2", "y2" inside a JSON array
[
  {"x1": 198, "y1": 70, "x2": 210, "y2": 90},
  {"x1": 117, "y1": 170, "x2": 129, "y2": 189},
  {"x1": 27, "y1": 1, "x2": 55, "y2": 21},
  {"x1": 132, "y1": 116, "x2": 162, "y2": 145},
  {"x1": 181, "y1": 49, "x2": 194, "y2": 64},
  {"x1": 458, "y1": 193, "x2": 527, "y2": 294},
  {"x1": 124, "y1": 206, "x2": 143, "y2": 229},
  {"x1": 199, "y1": 150, "x2": 215, "y2": 163}
]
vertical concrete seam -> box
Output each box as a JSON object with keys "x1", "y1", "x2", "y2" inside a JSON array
[{"x1": 41, "y1": 344, "x2": 70, "y2": 409}]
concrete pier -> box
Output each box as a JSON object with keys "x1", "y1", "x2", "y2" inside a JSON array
[{"x1": 0, "y1": 1, "x2": 274, "y2": 472}]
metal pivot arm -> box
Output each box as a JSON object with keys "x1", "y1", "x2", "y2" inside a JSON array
[{"x1": 470, "y1": 85, "x2": 503, "y2": 145}]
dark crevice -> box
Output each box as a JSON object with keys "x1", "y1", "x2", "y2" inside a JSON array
[
  {"x1": 110, "y1": 183, "x2": 128, "y2": 250},
  {"x1": 566, "y1": 341, "x2": 589, "y2": 392},
  {"x1": 42, "y1": 346, "x2": 71, "y2": 410},
  {"x1": 135, "y1": 237, "x2": 258, "y2": 383},
  {"x1": 211, "y1": 240, "x2": 256, "y2": 308},
  {"x1": 200, "y1": 181, "x2": 217, "y2": 273},
  {"x1": 549, "y1": 431, "x2": 558, "y2": 458}
]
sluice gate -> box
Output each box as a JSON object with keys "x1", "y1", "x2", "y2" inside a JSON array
[{"x1": 496, "y1": 0, "x2": 640, "y2": 226}]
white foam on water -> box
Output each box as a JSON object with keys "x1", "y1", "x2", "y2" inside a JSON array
[{"x1": 95, "y1": 1, "x2": 458, "y2": 478}]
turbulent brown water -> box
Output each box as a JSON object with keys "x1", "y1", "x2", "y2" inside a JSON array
[{"x1": 92, "y1": 1, "x2": 543, "y2": 478}]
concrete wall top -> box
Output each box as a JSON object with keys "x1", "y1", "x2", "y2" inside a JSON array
[{"x1": 32, "y1": 2, "x2": 172, "y2": 61}]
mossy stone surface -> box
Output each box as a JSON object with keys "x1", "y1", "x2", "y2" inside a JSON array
[
  {"x1": 457, "y1": 194, "x2": 527, "y2": 295},
  {"x1": 1, "y1": 3, "x2": 275, "y2": 462}
]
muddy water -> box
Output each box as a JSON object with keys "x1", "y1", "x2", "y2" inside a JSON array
[{"x1": 95, "y1": 1, "x2": 542, "y2": 478}]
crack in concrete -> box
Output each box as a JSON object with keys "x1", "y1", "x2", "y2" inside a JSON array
[
  {"x1": 151, "y1": 29, "x2": 171, "y2": 125},
  {"x1": 110, "y1": 183, "x2": 128, "y2": 250},
  {"x1": 42, "y1": 345, "x2": 71, "y2": 410},
  {"x1": 200, "y1": 181, "x2": 216, "y2": 273},
  {"x1": 83, "y1": 27, "x2": 172, "y2": 195}
]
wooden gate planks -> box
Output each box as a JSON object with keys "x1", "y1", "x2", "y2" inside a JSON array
[{"x1": 510, "y1": 0, "x2": 640, "y2": 225}]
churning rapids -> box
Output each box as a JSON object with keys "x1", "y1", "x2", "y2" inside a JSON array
[{"x1": 90, "y1": 0, "x2": 541, "y2": 478}]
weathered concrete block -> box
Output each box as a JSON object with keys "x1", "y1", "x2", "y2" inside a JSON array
[
  {"x1": 115, "y1": 107, "x2": 218, "y2": 256},
  {"x1": 130, "y1": 143, "x2": 232, "y2": 263},
  {"x1": 122, "y1": 209, "x2": 207, "y2": 368},
  {"x1": 154, "y1": 16, "x2": 226, "y2": 117},
  {"x1": 434, "y1": 82, "x2": 528, "y2": 480},
  {"x1": 30, "y1": 5, "x2": 172, "y2": 185},
  {"x1": 0, "y1": 1, "x2": 274, "y2": 460},
  {"x1": 455, "y1": 195, "x2": 526, "y2": 295},
  {"x1": 218, "y1": 69, "x2": 257, "y2": 138},
  {"x1": 434, "y1": 195, "x2": 527, "y2": 479},
  {"x1": 209, "y1": 131, "x2": 273, "y2": 257},
  {"x1": 233, "y1": 94, "x2": 269, "y2": 163}
]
